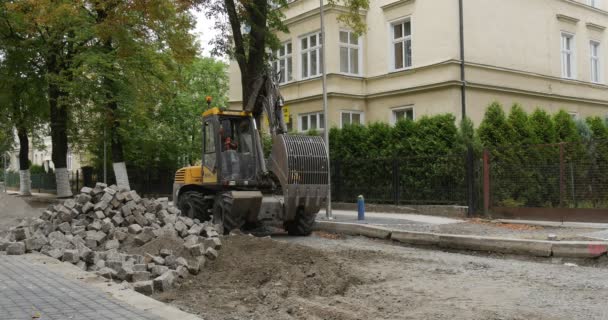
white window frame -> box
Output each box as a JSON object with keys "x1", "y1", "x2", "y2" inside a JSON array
[
  {"x1": 590, "y1": 40, "x2": 602, "y2": 83},
  {"x1": 339, "y1": 30, "x2": 362, "y2": 75},
  {"x1": 339, "y1": 110, "x2": 365, "y2": 128},
  {"x1": 273, "y1": 42, "x2": 293, "y2": 84},
  {"x1": 298, "y1": 112, "x2": 325, "y2": 132},
  {"x1": 390, "y1": 106, "x2": 415, "y2": 125},
  {"x1": 588, "y1": 0, "x2": 601, "y2": 8},
  {"x1": 561, "y1": 32, "x2": 576, "y2": 79},
  {"x1": 300, "y1": 32, "x2": 323, "y2": 79},
  {"x1": 389, "y1": 17, "x2": 413, "y2": 72}
]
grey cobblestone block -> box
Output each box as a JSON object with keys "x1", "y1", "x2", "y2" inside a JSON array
[
  {"x1": 62, "y1": 250, "x2": 80, "y2": 264},
  {"x1": 132, "y1": 271, "x2": 150, "y2": 282},
  {"x1": 12, "y1": 228, "x2": 30, "y2": 241},
  {"x1": 128, "y1": 224, "x2": 142, "y2": 234},
  {"x1": 150, "y1": 265, "x2": 169, "y2": 277},
  {"x1": 153, "y1": 271, "x2": 175, "y2": 292},
  {"x1": 133, "y1": 281, "x2": 154, "y2": 296},
  {"x1": 204, "y1": 237, "x2": 222, "y2": 250},
  {"x1": 205, "y1": 247, "x2": 219, "y2": 260},
  {"x1": 159, "y1": 249, "x2": 172, "y2": 257},
  {"x1": 6, "y1": 242, "x2": 25, "y2": 255}
]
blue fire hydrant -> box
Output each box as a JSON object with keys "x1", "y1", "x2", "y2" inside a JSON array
[{"x1": 357, "y1": 195, "x2": 365, "y2": 221}]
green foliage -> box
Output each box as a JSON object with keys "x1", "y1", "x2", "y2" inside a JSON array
[
  {"x1": 554, "y1": 110, "x2": 579, "y2": 143},
  {"x1": 86, "y1": 57, "x2": 229, "y2": 170},
  {"x1": 529, "y1": 109, "x2": 556, "y2": 144},
  {"x1": 478, "y1": 102, "x2": 511, "y2": 148}
]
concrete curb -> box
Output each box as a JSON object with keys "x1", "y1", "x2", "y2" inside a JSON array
[
  {"x1": 314, "y1": 221, "x2": 608, "y2": 259},
  {"x1": 314, "y1": 221, "x2": 391, "y2": 239}
]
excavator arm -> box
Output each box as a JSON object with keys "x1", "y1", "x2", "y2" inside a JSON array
[{"x1": 246, "y1": 68, "x2": 329, "y2": 223}]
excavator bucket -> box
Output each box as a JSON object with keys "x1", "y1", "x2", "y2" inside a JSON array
[{"x1": 269, "y1": 134, "x2": 329, "y2": 221}]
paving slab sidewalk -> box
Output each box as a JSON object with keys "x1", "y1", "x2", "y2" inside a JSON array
[
  {"x1": 0, "y1": 253, "x2": 201, "y2": 320},
  {"x1": 318, "y1": 209, "x2": 605, "y2": 241}
]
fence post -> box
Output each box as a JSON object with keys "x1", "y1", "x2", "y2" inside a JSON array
[
  {"x1": 483, "y1": 149, "x2": 490, "y2": 214},
  {"x1": 334, "y1": 160, "x2": 341, "y2": 202},
  {"x1": 466, "y1": 146, "x2": 475, "y2": 216},
  {"x1": 559, "y1": 143, "x2": 566, "y2": 208},
  {"x1": 393, "y1": 159, "x2": 399, "y2": 206}
]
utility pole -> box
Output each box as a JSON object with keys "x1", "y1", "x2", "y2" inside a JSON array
[
  {"x1": 320, "y1": 0, "x2": 333, "y2": 219},
  {"x1": 103, "y1": 127, "x2": 107, "y2": 184}
]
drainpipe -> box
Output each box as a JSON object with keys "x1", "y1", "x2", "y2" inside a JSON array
[{"x1": 459, "y1": 0, "x2": 466, "y2": 119}]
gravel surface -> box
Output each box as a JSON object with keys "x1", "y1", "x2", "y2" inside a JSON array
[{"x1": 156, "y1": 232, "x2": 608, "y2": 320}]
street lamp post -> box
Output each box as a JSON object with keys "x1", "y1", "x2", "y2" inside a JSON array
[{"x1": 320, "y1": 0, "x2": 333, "y2": 219}]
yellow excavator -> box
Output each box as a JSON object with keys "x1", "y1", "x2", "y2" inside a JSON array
[{"x1": 172, "y1": 71, "x2": 329, "y2": 235}]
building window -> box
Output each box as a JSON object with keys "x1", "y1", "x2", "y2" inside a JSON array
[
  {"x1": 273, "y1": 42, "x2": 293, "y2": 84},
  {"x1": 299, "y1": 112, "x2": 325, "y2": 132},
  {"x1": 391, "y1": 19, "x2": 412, "y2": 70},
  {"x1": 588, "y1": 0, "x2": 600, "y2": 8},
  {"x1": 391, "y1": 106, "x2": 414, "y2": 124},
  {"x1": 340, "y1": 111, "x2": 364, "y2": 128},
  {"x1": 561, "y1": 33, "x2": 575, "y2": 79},
  {"x1": 339, "y1": 31, "x2": 360, "y2": 75},
  {"x1": 568, "y1": 112, "x2": 579, "y2": 120},
  {"x1": 301, "y1": 32, "x2": 323, "y2": 79},
  {"x1": 590, "y1": 41, "x2": 601, "y2": 83}
]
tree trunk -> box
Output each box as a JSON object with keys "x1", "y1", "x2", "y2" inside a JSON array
[
  {"x1": 49, "y1": 79, "x2": 72, "y2": 198},
  {"x1": 17, "y1": 126, "x2": 31, "y2": 195}
]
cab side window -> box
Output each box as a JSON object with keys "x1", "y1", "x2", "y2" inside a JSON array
[{"x1": 203, "y1": 121, "x2": 216, "y2": 169}]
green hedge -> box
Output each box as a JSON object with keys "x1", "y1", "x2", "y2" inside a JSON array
[{"x1": 329, "y1": 102, "x2": 608, "y2": 208}]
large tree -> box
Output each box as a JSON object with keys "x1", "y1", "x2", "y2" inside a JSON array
[
  {"x1": 1, "y1": 0, "x2": 93, "y2": 197},
  {"x1": 73, "y1": 0, "x2": 198, "y2": 189},
  {"x1": 203, "y1": 0, "x2": 368, "y2": 117},
  {"x1": 0, "y1": 47, "x2": 48, "y2": 195}
]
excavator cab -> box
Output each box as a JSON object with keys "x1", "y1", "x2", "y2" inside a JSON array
[{"x1": 202, "y1": 110, "x2": 259, "y2": 185}]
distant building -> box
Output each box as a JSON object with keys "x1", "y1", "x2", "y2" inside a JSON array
[
  {"x1": 228, "y1": 0, "x2": 608, "y2": 131},
  {"x1": 7, "y1": 134, "x2": 90, "y2": 174}
]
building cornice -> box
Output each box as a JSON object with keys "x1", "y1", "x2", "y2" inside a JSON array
[
  {"x1": 468, "y1": 82, "x2": 608, "y2": 107},
  {"x1": 558, "y1": 0, "x2": 608, "y2": 16},
  {"x1": 381, "y1": 0, "x2": 415, "y2": 11},
  {"x1": 556, "y1": 13, "x2": 580, "y2": 24},
  {"x1": 586, "y1": 22, "x2": 606, "y2": 31},
  {"x1": 465, "y1": 61, "x2": 608, "y2": 90},
  {"x1": 282, "y1": 4, "x2": 367, "y2": 26}
]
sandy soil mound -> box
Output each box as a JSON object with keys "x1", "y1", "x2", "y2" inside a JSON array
[
  {"x1": 0, "y1": 193, "x2": 40, "y2": 231},
  {"x1": 154, "y1": 235, "x2": 366, "y2": 320}
]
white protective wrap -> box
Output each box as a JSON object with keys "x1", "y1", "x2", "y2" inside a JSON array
[
  {"x1": 113, "y1": 162, "x2": 131, "y2": 190},
  {"x1": 55, "y1": 167, "x2": 73, "y2": 198},
  {"x1": 19, "y1": 169, "x2": 32, "y2": 196}
]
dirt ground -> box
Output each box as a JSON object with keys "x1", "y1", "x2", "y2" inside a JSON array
[{"x1": 154, "y1": 233, "x2": 608, "y2": 320}]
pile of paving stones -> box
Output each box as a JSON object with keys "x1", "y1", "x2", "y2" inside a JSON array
[{"x1": 0, "y1": 183, "x2": 222, "y2": 295}]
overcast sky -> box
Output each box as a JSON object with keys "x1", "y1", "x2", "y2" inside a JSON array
[{"x1": 191, "y1": 9, "x2": 225, "y2": 59}]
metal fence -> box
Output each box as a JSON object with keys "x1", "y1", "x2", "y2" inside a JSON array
[
  {"x1": 3, "y1": 167, "x2": 176, "y2": 197},
  {"x1": 331, "y1": 153, "x2": 481, "y2": 207},
  {"x1": 485, "y1": 140, "x2": 608, "y2": 222}
]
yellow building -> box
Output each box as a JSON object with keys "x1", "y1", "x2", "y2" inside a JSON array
[{"x1": 228, "y1": 0, "x2": 608, "y2": 131}]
